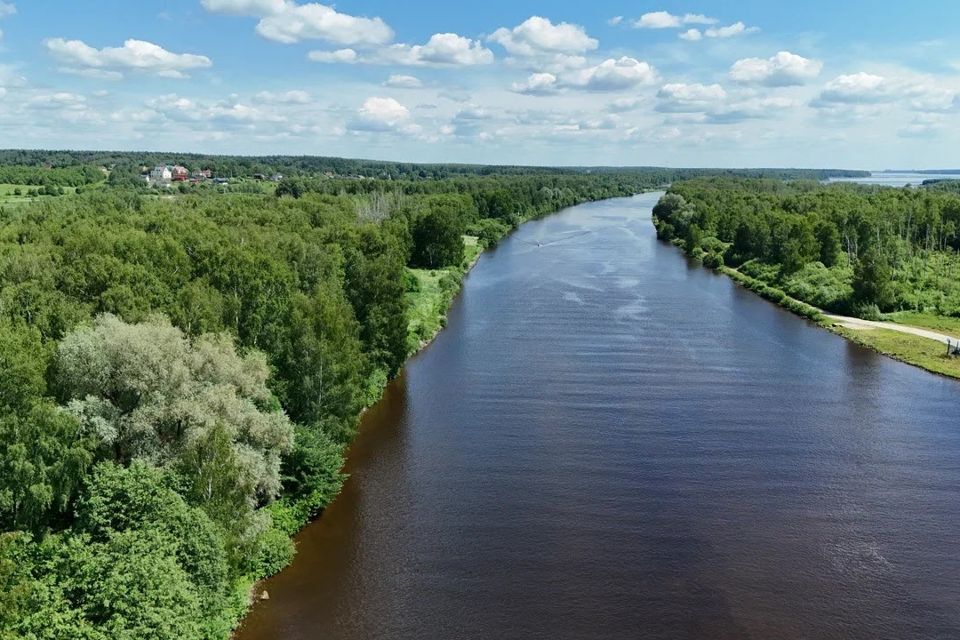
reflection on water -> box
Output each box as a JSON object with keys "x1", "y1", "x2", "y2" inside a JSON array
[{"x1": 238, "y1": 193, "x2": 960, "y2": 640}]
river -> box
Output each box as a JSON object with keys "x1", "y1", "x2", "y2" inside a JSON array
[{"x1": 237, "y1": 192, "x2": 960, "y2": 640}]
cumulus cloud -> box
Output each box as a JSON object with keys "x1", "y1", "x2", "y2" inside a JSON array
[
  {"x1": 566, "y1": 57, "x2": 657, "y2": 92},
  {"x1": 704, "y1": 22, "x2": 758, "y2": 38},
  {"x1": 656, "y1": 83, "x2": 727, "y2": 113},
  {"x1": 632, "y1": 11, "x2": 717, "y2": 29},
  {"x1": 307, "y1": 48, "x2": 358, "y2": 63},
  {"x1": 489, "y1": 16, "x2": 598, "y2": 56},
  {"x1": 608, "y1": 16, "x2": 623, "y2": 26},
  {"x1": 511, "y1": 72, "x2": 559, "y2": 96},
  {"x1": 384, "y1": 74, "x2": 422, "y2": 88},
  {"x1": 45, "y1": 38, "x2": 212, "y2": 79},
  {"x1": 203, "y1": 0, "x2": 393, "y2": 46},
  {"x1": 730, "y1": 51, "x2": 823, "y2": 86},
  {"x1": 347, "y1": 96, "x2": 418, "y2": 134},
  {"x1": 815, "y1": 72, "x2": 890, "y2": 104},
  {"x1": 310, "y1": 34, "x2": 492, "y2": 67},
  {"x1": 679, "y1": 29, "x2": 702, "y2": 41},
  {"x1": 387, "y1": 33, "x2": 493, "y2": 66}
]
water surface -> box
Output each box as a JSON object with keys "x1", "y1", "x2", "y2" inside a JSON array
[{"x1": 238, "y1": 193, "x2": 960, "y2": 640}]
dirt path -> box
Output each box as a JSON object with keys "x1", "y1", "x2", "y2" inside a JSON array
[{"x1": 825, "y1": 315, "x2": 959, "y2": 347}]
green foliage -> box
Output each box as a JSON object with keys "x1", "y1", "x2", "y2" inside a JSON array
[
  {"x1": 411, "y1": 208, "x2": 466, "y2": 269},
  {"x1": 656, "y1": 178, "x2": 960, "y2": 319}
]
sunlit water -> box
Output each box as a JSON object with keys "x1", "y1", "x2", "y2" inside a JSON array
[
  {"x1": 237, "y1": 193, "x2": 960, "y2": 640},
  {"x1": 829, "y1": 172, "x2": 959, "y2": 187}
]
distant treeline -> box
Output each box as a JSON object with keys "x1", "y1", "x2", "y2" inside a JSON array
[
  {"x1": 653, "y1": 177, "x2": 960, "y2": 318},
  {"x1": 0, "y1": 149, "x2": 868, "y2": 182},
  {"x1": 0, "y1": 164, "x2": 104, "y2": 187}
]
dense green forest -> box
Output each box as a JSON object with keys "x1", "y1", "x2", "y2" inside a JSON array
[{"x1": 653, "y1": 178, "x2": 960, "y2": 318}]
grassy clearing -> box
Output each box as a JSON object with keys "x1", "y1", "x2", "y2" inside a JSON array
[
  {"x1": 405, "y1": 235, "x2": 480, "y2": 354},
  {"x1": 831, "y1": 326, "x2": 960, "y2": 379},
  {"x1": 884, "y1": 311, "x2": 960, "y2": 338}
]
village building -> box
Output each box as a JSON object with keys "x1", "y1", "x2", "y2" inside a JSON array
[{"x1": 149, "y1": 166, "x2": 172, "y2": 184}]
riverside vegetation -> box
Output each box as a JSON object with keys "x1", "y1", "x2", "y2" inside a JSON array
[{"x1": 653, "y1": 177, "x2": 960, "y2": 377}]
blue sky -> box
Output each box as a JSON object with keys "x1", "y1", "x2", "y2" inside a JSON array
[{"x1": 1, "y1": 0, "x2": 959, "y2": 168}]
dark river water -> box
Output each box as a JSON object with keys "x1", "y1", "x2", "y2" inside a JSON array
[{"x1": 237, "y1": 192, "x2": 960, "y2": 640}]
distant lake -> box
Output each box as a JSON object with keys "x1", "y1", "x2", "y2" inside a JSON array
[
  {"x1": 829, "y1": 171, "x2": 959, "y2": 187},
  {"x1": 237, "y1": 193, "x2": 960, "y2": 640}
]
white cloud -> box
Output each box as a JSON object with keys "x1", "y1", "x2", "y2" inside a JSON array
[
  {"x1": 816, "y1": 72, "x2": 890, "y2": 104},
  {"x1": 704, "y1": 22, "x2": 758, "y2": 38},
  {"x1": 633, "y1": 11, "x2": 717, "y2": 29},
  {"x1": 511, "y1": 72, "x2": 559, "y2": 95},
  {"x1": 656, "y1": 83, "x2": 727, "y2": 112},
  {"x1": 608, "y1": 16, "x2": 623, "y2": 26},
  {"x1": 679, "y1": 29, "x2": 702, "y2": 41},
  {"x1": 0, "y1": 2, "x2": 14, "y2": 19},
  {"x1": 307, "y1": 48, "x2": 358, "y2": 63},
  {"x1": 45, "y1": 38, "x2": 212, "y2": 79},
  {"x1": 682, "y1": 14, "x2": 718, "y2": 25},
  {"x1": 388, "y1": 33, "x2": 493, "y2": 66},
  {"x1": 489, "y1": 16, "x2": 598, "y2": 56},
  {"x1": 205, "y1": 0, "x2": 394, "y2": 46},
  {"x1": 347, "y1": 96, "x2": 418, "y2": 134},
  {"x1": 634, "y1": 11, "x2": 680, "y2": 29},
  {"x1": 566, "y1": 57, "x2": 657, "y2": 91},
  {"x1": 384, "y1": 74, "x2": 422, "y2": 88},
  {"x1": 311, "y1": 34, "x2": 493, "y2": 67},
  {"x1": 255, "y1": 3, "x2": 392, "y2": 45},
  {"x1": 254, "y1": 89, "x2": 310, "y2": 103},
  {"x1": 730, "y1": 51, "x2": 823, "y2": 86}
]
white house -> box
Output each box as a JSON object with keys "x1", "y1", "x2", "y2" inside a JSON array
[{"x1": 150, "y1": 166, "x2": 172, "y2": 184}]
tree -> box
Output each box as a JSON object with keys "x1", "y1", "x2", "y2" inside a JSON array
[
  {"x1": 55, "y1": 315, "x2": 294, "y2": 507},
  {"x1": 410, "y1": 209, "x2": 465, "y2": 269},
  {"x1": 853, "y1": 247, "x2": 895, "y2": 310}
]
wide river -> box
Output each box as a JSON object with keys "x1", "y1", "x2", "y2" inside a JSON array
[{"x1": 238, "y1": 192, "x2": 960, "y2": 640}]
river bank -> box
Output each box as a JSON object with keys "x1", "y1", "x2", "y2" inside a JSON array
[{"x1": 710, "y1": 261, "x2": 960, "y2": 380}]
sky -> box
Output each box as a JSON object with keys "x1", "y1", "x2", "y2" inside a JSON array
[{"x1": 1, "y1": 1, "x2": 959, "y2": 168}]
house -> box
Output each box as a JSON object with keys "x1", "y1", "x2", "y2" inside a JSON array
[
  {"x1": 191, "y1": 169, "x2": 212, "y2": 181},
  {"x1": 253, "y1": 173, "x2": 266, "y2": 181},
  {"x1": 149, "y1": 166, "x2": 172, "y2": 184},
  {"x1": 270, "y1": 173, "x2": 283, "y2": 182},
  {"x1": 171, "y1": 166, "x2": 189, "y2": 182}
]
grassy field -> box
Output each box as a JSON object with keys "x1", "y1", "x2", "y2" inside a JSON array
[
  {"x1": 832, "y1": 326, "x2": 960, "y2": 379},
  {"x1": 884, "y1": 311, "x2": 960, "y2": 338},
  {"x1": 405, "y1": 235, "x2": 481, "y2": 354}
]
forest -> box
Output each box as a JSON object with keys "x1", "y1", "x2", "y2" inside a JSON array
[{"x1": 652, "y1": 177, "x2": 960, "y2": 319}]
